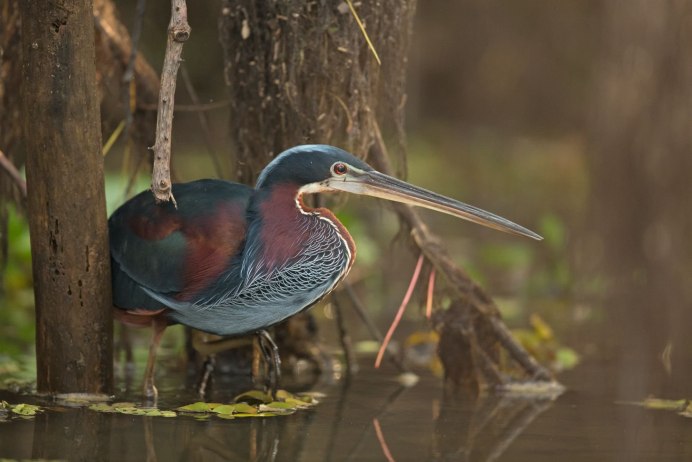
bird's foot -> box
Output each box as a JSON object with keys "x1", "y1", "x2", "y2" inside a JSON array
[
  {"x1": 257, "y1": 330, "x2": 282, "y2": 399},
  {"x1": 143, "y1": 381, "x2": 158, "y2": 404}
]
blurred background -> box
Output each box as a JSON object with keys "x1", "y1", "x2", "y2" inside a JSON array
[{"x1": 3, "y1": 0, "x2": 692, "y2": 400}]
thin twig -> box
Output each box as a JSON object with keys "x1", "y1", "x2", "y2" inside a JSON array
[
  {"x1": 102, "y1": 120, "x2": 126, "y2": 156},
  {"x1": 345, "y1": 0, "x2": 381, "y2": 65},
  {"x1": 375, "y1": 254, "x2": 424, "y2": 368},
  {"x1": 150, "y1": 0, "x2": 191, "y2": 205},
  {"x1": 0, "y1": 149, "x2": 26, "y2": 198}
]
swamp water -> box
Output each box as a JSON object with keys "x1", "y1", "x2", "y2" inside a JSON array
[{"x1": 1, "y1": 355, "x2": 691, "y2": 461}]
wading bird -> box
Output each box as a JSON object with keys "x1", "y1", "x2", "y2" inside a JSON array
[{"x1": 110, "y1": 145, "x2": 541, "y2": 398}]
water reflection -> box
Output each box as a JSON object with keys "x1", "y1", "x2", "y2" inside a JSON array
[
  {"x1": 432, "y1": 392, "x2": 556, "y2": 462},
  {"x1": 0, "y1": 372, "x2": 559, "y2": 462},
  {"x1": 3, "y1": 360, "x2": 692, "y2": 461}
]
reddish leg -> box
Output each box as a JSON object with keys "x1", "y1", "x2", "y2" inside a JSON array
[{"x1": 143, "y1": 318, "x2": 167, "y2": 400}]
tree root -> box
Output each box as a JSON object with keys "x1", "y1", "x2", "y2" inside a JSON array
[{"x1": 369, "y1": 121, "x2": 553, "y2": 389}]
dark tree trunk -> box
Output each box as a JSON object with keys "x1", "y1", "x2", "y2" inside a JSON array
[{"x1": 19, "y1": 0, "x2": 113, "y2": 394}]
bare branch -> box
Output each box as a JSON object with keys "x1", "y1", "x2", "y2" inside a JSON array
[
  {"x1": 150, "y1": 0, "x2": 191, "y2": 205},
  {"x1": 0, "y1": 149, "x2": 26, "y2": 198},
  {"x1": 368, "y1": 120, "x2": 553, "y2": 383}
]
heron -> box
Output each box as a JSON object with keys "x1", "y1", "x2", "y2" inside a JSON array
[{"x1": 109, "y1": 145, "x2": 541, "y2": 398}]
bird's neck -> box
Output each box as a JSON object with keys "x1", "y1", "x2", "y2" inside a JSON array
[{"x1": 251, "y1": 183, "x2": 356, "y2": 271}]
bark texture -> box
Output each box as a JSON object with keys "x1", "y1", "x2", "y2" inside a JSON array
[{"x1": 20, "y1": 0, "x2": 113, "y2": 394}]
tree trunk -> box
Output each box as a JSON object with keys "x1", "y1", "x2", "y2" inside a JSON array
[{"x1": 20, "y1": 0, "x2": 112, "y2": 394}]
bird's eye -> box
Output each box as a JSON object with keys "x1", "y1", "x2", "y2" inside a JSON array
[{"x1": 332, "y1": 162, "x2": 348, "y2": 176}]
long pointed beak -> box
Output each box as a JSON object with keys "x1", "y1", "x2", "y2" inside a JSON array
[{"x1": 330, "y1": 169, "x2": 542, "y2": 240}]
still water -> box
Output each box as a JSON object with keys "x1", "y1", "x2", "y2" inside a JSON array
[{"x1": 1, "y1": 353, "x2": 691, "y2": 461}]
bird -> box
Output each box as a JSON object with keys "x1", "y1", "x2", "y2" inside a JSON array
[{"x1": 109, "y1": 144, "x2": 542, "y2": 399}]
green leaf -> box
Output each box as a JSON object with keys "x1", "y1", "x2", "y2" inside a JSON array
[
  {"x1": 177, "y1": 402, "x2": 213, "y2": 413},
  {"x1": 89, "y1": 403, "x2": 115, "y2": 412},
  {"x1": 539, "y1": 213, "x2": 567, "y2": 251},
  {"x1": 212, "y1": 403, "x2": 258, "y2": 415},
  {"x1": 555, "y1": 347, "x2": 580, "y2": 370},
  {"x1": 11, "y1": 403, "x2": 41, "y2": 416},
  {"x1": 234, "y1": 390, "x2": 272, "y2": 404},
  {"x1": 641, "y1": 397, "x2": 688, "y2": 411},
  {"x1": 258, "y1": 403, "x2": 296, "y2": 415}
]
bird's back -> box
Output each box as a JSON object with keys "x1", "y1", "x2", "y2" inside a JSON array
[{"x1": 109, "y1": 179, "x2": 253, "y2": 311}]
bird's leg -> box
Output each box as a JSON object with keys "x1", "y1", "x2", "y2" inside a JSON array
[
  {"x1": 197, "y1": 354, "x2": 216, "y2": 399},
  {"x1": 257, "y1": 329, "x2": 281, "y2": 398},
  {"x1": 143, "y1": 318, "x2": 167, "y2": 402}
]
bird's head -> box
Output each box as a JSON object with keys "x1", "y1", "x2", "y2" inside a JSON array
[{"x1": 256, "y1": 145, "x2": 542, "y2": 240}]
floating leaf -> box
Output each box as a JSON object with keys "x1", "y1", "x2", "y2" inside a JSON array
[
  {"x1": 11, "y1": 403, "x2": 41, "y2": 416},
  {"x1": 112, "y1": 402, "x2": 137, "y2": 409},
  {"x1": 89, "y1": 402, "x2": 178, "y2": 418},
  {"x1": 297, "y1": 391, "x2": 326, "y2": 400},
  {"x1": 234, "y1": 412, "x2": 277, "y2": 418},
  {"x1": 88, "y1": 403, "x2": 115, "y2": 412},
  {"x1": 259, "y1": 403, "x2": 296, "y2": 415},
  {"x1": 234, "y1": 390, "x2": 272, "y2": 404},
  {"x1": 283, "y1": 397, "x2": 312, "y2": 409},
  {"x1": 640, "y1": 397, "x2": 688, "y2": 412},
  {"x1": 213, "y1": 403, "x2": 258, "y2": 415},
  {"x1": 143, "y1": 409, "x2": 176, "y2": 418},
  {"x1": 177, "y1": 402, "x2": 214, "y2": 413}
]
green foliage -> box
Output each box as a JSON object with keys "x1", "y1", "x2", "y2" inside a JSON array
[
  {"x1": 89, "y1": 402, "x2": 177, "y2": 417},
  {"x1": 0, "y1": 401, "x2": 42, "y2": 420},
  {"x1": 510, "y1": 313, "x2": 580, "y2": 373},
  {"x1": 173, "y1": 389, "x2": 321, "y2": 419},
  {"x1": 0, "y1": 206, "x2": 34, "y2": 358}
]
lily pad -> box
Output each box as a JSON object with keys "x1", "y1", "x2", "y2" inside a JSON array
[
  {"x1": 10, "y1": 403, "x2": 41, "y2": 416},
  {"x1": 177, "y1": 402, "x2": 215, "y2": 413},
  {"x1": 212, "y1": 403, "x2": 258, "y2": 415},
  {"x1": 174, "y1": 389, "x2": 324, "y2": 419},
  {"x1": 233, "y1": 390, "x2": 272, "y2": 404},
  {"x1": 258, "y1": 402, "x2": 297, "y2": 415},
  {"x1": 89, "y1": 402, "x2": 177, "y2": 417}
]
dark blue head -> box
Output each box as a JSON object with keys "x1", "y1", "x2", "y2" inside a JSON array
[
  {"x1": 255, "y1": 144, "x2": 542, "y2": 240},
  {"x1": 256, "y1": 145, "x2": 372, "y2": 190}
]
